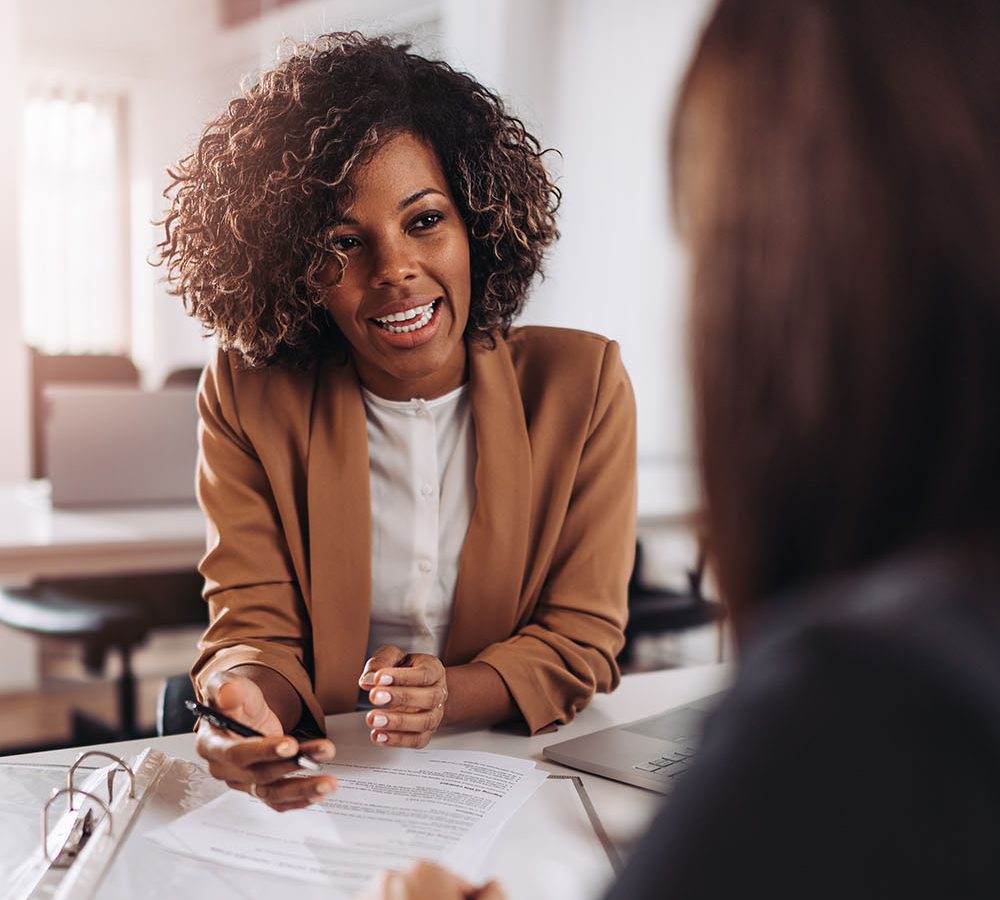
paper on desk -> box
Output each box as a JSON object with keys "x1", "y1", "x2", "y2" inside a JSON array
[
  {"x1": 147, "y1": 748, "x2": 546, "y2": 897},
  {"x1": 0, "y1": 765, "x2": 66, "y2": 896}
]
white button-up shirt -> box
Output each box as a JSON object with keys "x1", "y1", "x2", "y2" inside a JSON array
[{"x1": 362, "y1": 383, "x2": 476, "y2": 662}]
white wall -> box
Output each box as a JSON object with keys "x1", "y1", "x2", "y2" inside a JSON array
[
  {"x1": 441, "y1": 0, "x2": 712, "y2": 504},
  {"x1": 526, "y1": 0, "x2": 713, "y2": 467}
]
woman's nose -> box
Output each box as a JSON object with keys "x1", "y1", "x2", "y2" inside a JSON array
[{"x1": 370, "y1": 237, "x2": 418, "y2": 288}]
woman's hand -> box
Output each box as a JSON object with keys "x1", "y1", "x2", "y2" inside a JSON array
[
  {"x1": 359, "y1": 646, "x2": 448, "y2": 748},
  {"x1": 194, "y1": 672, "x2": 337, "y2": 812},
  {"x1": 361, "y1": 862, "x2": 506, "y2": 900}
]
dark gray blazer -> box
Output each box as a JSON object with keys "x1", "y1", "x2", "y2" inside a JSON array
[{"x1": 607, "y1": 547, "x2": 1000, "y2": 900}]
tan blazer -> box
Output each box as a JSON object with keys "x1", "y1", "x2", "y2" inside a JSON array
[{"x1": 191, "y1": 326, "x2": 636, "y2": 735}]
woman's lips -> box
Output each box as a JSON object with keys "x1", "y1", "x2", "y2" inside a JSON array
[
  {"x1": 368, "y1": 298, "x2": 443, "y2": 349},
  {"x1": 371, "y1": 298, "x2": 438, "y2": 333}
]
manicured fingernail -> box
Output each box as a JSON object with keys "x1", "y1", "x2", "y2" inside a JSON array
[
  {"x1": 276, "y1": 740, "x2": 296, "y2": 757},
  {"x1": 378, "y1": 674, "x2": 393, "y2": 685},
  {"x1": 316, "y1": 781, "x2": 334, "y2": 794},
  {"x1": 376, "y1": 732, "x2": 389, "y2": 743},
  {"x1": 373, "y1": 690, "x2": 391, "y2": 704},
  {"x1": 359, "y1": 673, "x2": 374, "y2": 686},
  {"x1": 371, "y1": 714, "x2": 388, "y2": 727}
]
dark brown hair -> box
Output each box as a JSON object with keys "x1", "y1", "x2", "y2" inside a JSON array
[
  {"x1": 672, "y1": 0, "x2": 1000, "y2": 624},
  {"x1": 157, "y1": 32, "x2": 559, "y2": 367}
]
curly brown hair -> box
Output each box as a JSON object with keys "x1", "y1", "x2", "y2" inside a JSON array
[{"x1": 156, "y1": 32, "x2": 560, "y2": 367}]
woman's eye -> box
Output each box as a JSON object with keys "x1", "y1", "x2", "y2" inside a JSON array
[
  {"x1": 331, "y1": 235, "x2": 361, "y2": 252},
  {"x1": 411, "y1": 212, "x2": 443, "y2": 231}
]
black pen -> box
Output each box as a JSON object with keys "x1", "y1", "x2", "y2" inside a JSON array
[{"x1": 185, "y1": 699, "x2": 322, "y2": 771}]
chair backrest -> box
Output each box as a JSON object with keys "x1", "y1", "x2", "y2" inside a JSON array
[
  {"x1": 30, "y1": 348, "x2": 140, "y2": 478},
  {"x1": 157, "y1": 673, "x2": 198, "y2": 736},
  {"x1": 162, "y1": 366, "x2": 203, "y2": 388},
  {"x1": 630, "y1": 540, "x2": 706, "y2": 598}
]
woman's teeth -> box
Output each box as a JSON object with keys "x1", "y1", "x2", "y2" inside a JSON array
[{"x1": 373, "y1": 301, "x2": 436, "y2": 333}]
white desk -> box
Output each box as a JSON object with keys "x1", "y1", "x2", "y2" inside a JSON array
[
  {"x1": 0, "y1": 481, "x2": 205, "y2": 586},
  {"x1": 2, "y1": 664, "x2": 730, "y2": 860},
  {"x1": 0, "y1": 665, "x2": 730, "y2": 872}
]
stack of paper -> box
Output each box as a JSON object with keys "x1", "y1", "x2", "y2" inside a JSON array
[{"x1": 148, "y1": 748, "x2": 547, "y2": 897}]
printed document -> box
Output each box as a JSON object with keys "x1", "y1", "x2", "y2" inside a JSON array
[{"x1": 148, "y1": 748, "x2": 546, "y2": 897}]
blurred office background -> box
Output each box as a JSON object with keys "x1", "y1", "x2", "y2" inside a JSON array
[{"x1": 0, "y1": 0, "x2": 717, "y2": 751}]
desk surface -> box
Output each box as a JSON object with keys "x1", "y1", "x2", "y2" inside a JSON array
[
  {"x1": 3, "y1": 664, "x2": 731, "y2": 854},
  {"x1": 0, "y1": 481, "x2": 205, "y2": 585}
]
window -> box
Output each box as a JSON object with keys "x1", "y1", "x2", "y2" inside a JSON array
[{"x1": 19, "y1": 86, "x2": 129, "y2": 354}]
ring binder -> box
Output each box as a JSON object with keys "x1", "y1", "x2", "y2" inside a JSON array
[
  {"x1": 4, "y1": 747, "x2": 172, "y2": 900},
  {"x1": 38, "y1": 749, "x2": 135, "y2": 868},
  {"x1": 67, "y1": 751, "x2": 136, "y2": 807}
]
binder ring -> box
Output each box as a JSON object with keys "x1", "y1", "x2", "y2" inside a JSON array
[
  {"x1": 67, "y1": 751, "x2": 135, "y2": 809},
  {"x1": 42, "y1": 788, "x2": 113, "y2": 864}
]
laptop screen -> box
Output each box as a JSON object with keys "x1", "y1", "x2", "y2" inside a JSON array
[{"x1": 44, "y1": 386, "x2": 199, "y2": 507}]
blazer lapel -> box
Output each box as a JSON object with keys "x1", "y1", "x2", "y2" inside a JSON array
[
  {"x1": 444, "y1": 339, "x2": 532, "y2": 665},
  {"x1": 307, "y1": 357, "x2": 372, "y2": 713}
]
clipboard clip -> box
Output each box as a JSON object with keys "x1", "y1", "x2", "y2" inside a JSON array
[{"x1": 40, "y1": 750, "x2": 135, "y2": 868}]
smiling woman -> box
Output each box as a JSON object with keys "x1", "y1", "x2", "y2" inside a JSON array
[{"x1": 156, "y1": 32, "x2": 636, "y2": 813}]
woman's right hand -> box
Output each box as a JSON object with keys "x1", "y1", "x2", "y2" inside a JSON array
[{"x1": 193, "y1": 672, "x2": 337, "y2": 812}]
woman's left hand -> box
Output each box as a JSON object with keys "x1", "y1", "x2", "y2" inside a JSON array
[{"x1": 359, "y1": 646, "x2": 448, "y2": 748}]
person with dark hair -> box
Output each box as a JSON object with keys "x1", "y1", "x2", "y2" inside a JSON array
[
  {"x1": 158, "y1": 32, "x2": 636, "y2": 812},
  {"x1": 374, "y1": 0, "x2": 1000, "y2": 896}
]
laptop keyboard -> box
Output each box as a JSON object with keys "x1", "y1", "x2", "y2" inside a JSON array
[{"x1": 633, "y1": 746, "x2": 698, "y2": 780}]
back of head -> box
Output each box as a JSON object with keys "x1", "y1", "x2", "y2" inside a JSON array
[{"x1": 671, "y1": 0, "x2": 1000, "y2": 623}]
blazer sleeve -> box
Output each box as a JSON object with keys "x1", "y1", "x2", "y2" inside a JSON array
[
  {"x1": 475, "y1": 341, "x2": 636, "y2": 734},
  {"x1": 189, "y1": 352, "x2": 325, "y2": 732}
]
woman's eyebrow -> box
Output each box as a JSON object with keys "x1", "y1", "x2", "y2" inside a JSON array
[
  {"x1": 331, "y1": 188, "x2": 447, "y2": 226},
  {"x1": 398, "y1": 187, "x2": 446, "y2": 210}
]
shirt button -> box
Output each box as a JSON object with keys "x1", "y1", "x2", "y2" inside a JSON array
[
  {"x1": 418, "y1": 559, "x2": 432, "y2": 573},
  {"x1": 420, "y1": 483, "x2": 434, "y2": 497}
]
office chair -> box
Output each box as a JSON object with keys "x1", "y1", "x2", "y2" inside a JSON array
[
  {"x1": 162, "y1": 366, "x2": 204, "y2": 388},
  {"x1": 0, "y1": 572, "x2": 206, "y2": 742},
  {"x1": 619, "y1": 540, "x2": 726, "y2": 669},
  {"x1": 157, "y1": 673, "x2": 199, "y2": 736}
]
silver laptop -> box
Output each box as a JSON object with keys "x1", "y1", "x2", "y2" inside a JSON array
[
  {"x1": 543, "y1": 691, "x2": 725, "y2": 794},
  {"x1": 45, "y1": 385, "x2": 199, "y2": 507}
]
